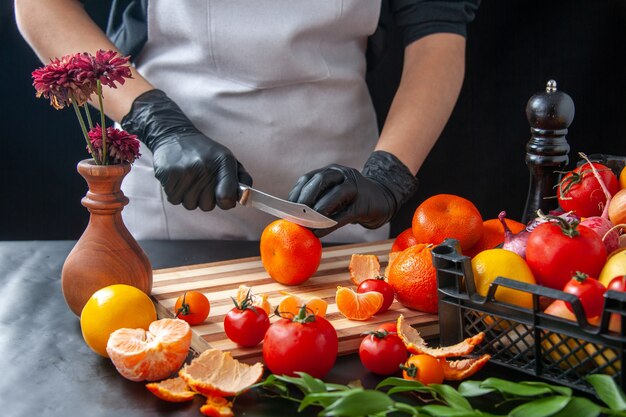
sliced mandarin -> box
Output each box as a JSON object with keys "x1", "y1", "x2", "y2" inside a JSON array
[
  {"x1": 277, "y1": 292, "x2": 328, "y2": 317},
  {"x1": 200, "y1": 394, "x2": 234, "y2": 417},
  {"x1": 146, "y1": 376, "x2": 196, "y2": 402},
  {"x1": 335, "y1": 286, "x2": 383, "y2": 321},
  {"x1": 235, "y1": 284, "x2": 272, "y2": 316},
  {"x1": 106, "y1": 318, "x2": 192, "y2": 382}
]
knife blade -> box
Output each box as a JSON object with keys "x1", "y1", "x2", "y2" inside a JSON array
[{"x1": 238, "y1": 184, "x2": 337, "y2": 229}]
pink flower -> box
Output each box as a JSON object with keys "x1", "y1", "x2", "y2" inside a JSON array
[
  {"x1": 73, "y1": 50, "x2": 132, "y2": 89},
  {"x1": 88, "y1": 125, "x2": 141, "y2": 164},
  {"x1": 32, "y1": 54, "x2": 94, "y2": 109}
]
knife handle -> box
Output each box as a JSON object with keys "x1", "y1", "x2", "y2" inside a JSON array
[{"x1": 238, "y1": 183, "x2": 251, "y2": 205}]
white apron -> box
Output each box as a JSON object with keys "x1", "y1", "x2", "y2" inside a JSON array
[{"x1": 122, "y1": 0, "x2": 388, "y2": 243}]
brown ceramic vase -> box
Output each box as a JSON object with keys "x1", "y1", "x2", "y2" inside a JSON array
[{"x1": 61, "y1": 159, "x2": 153, "y2": 316}]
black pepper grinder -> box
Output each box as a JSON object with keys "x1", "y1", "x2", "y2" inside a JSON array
[{"x1": 521, "y1": 80, "x2": 575, "y2": 224}]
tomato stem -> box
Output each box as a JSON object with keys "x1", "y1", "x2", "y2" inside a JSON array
[
  {"x1": 231, "y1": 289, "x2": 260, "y2": 315},
  {"x1": 537, "y1": 210, "x2": 580, "y2": 238},
  {"x1": 176, "y1": 292, "x2": 190, "y2": 318},
  {"x1": 361, "y1": 330, "x2": 393, "y2": 339},
  {"x1": 573, "y1": 271, "x2": 588, "y2": 283},
  {"x1": 400, "y1": 363, "x2": 418, "y2": 378}
]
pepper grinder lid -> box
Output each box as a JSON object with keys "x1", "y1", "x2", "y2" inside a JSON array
[{"x1": 525, "y1": 79, "x2": 575, "y2": 132}]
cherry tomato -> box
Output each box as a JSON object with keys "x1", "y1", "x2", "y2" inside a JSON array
[
  {"x1": 263, "y1": 305, "x2": 338, "y2": 379},
  {"x1": 224, "y1": 296, "x2": 270, "y2": 347},
  {"x1": 607, "y1": 275, "x2": 626, "y2": 292},
  {"x1": 563, "y1": 272, "x2": 607, "y2": 318},
  {"x1": 359, "y1": 328, "x2": 408, "y2": 375},
  {"x1": 401, "y1": 354, "x2": 444, "y2": 385},
  {"x1": 174, "y1": 291, "x2": 210, "y2": 325},
  {"x1": 557, "y1": 162, "x2": 619, "y2": 218},
  {"x1": 357, "y1": 278, "x2": 395, "y2": 313},
  {"x1": 525, "y1": 217, "x2": 606, "y2": 290}
]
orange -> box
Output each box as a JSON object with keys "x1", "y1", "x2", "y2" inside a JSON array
[
  {"x1": 106, "y1": 318, "x2": 192, "y2": 382},
  {"x1": 620, "y1": 166, "x2": 626, "y2": 189},
  {"x1": 146, "y1": 376, "x2": 196, "y2": 402},
  {"x1": 260, "y1": 219, "x2": 322, "y2": 285},
  {"x1": 234, "y1": 284, "x2": 272, "y2": 316},
  {"x1": 465, "y1": 216, "x2": 526, "y2": 258},
  {"x1": 80, "y1": 284, "x2": 157, "y2": 357},
  {"x1": 386, "y1": 244, "x2": 438, "y2": 313},
  {"x1": 391, "y1": 227, "x2": 419, "y2": 252},
  {"x1": 179, "y1": 349, "x2": 264, "y2": 397},
  {"x1": 412, "y1": 194, "x2": 483, "y2": 251},
  {"x1": 277, "y1": 291, "x2": 328, "y2": 317},
  {"x1": 335, "y1": 286, "x2": 383, "y2": 321},
  {"x1": 348, "y1": 254, "x2": 381, "y2": 285}
]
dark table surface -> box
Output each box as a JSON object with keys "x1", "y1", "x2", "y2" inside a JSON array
[{"x1": 0, "y1": 239, "x2": 511, "y2": 417}]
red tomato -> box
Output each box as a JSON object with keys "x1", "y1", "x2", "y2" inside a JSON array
[
  {"x1": 391, "y1": 228, "x2": 419, "y2": 252},
  {"x1": 376, "y1": 322, "x2": 398, "y2": 334},
  {"x1": 359, "y1": 329, "x2": 408, "y2": 375},
  {"x1": 608, "y1": 275, "x2": 626, "y2": 292},
  {"x1": 262, "y1": 311, "x2": 338, "y2": 379},
  {"x1": 563, "y1": 272, "x2": 607, "y2": 318},
  {"x1": 174, "y1": 291, "x2": 210, "y2": 325},
  {"x1": 525, "y1": 218, "x2": 606, "y2": 290},
  {"x1": 401, "y1": 354, "x2": 444, "y2": 385},
  {"x1": 224, "y1": 304, "x2": 269, "y2": 347},
  {"x1": 557, "y1": 162, "x2": 619, "y2": 218},
  {"x1": 357, "y1": 278, "x2": 395, "y2": 313}
]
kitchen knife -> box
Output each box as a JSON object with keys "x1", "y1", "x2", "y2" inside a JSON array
[{"x1": 238, "y1": 183, "x2": 337, "y2": 229}]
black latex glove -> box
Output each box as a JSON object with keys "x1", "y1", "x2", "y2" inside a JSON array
[
  {"x1": 121, "y1": 89, "x2": 252, "y2": 211},
  {"x1": 288, "y1": 151, "x2": 418, "y2": 237}
]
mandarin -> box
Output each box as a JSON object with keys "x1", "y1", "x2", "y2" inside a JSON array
[
  {"x1": 464, "y1": 216, "x2": 526, "y2": 258},
  {"x1": 260, "y1": 219, "x2": 322, "y2": 285},
  {"x1": 391, "y1": 228, "x2": 419, "y2": 252},
  {"x1": 335, "y1": 286, "x2": 383, "y2": 321},
  {"x1": 106, "y1": 318, "x2": 192, "y2": 382},
  {"x1": 412, "y1": 194, "x2": 483, "y2": 251},
  {"x1": 277, "y1": 292, "x2": 328, "y2": 317},
  {"x1": 386, "y1": 244, "x2": 438, "y2": 313}
]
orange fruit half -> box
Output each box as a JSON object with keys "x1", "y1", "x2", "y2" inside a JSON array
[
  {"x1": 179, "y1": 349, "x2": 264, "y2": 397},
  {"x1": 335, "y1": 286, "x2": 383, "y2": 321},
  {"x1": 277, "y1": 292, "x2": 328, "y2": 317},
  {"x1": 106, "y1": 318, "x2": 192, "y2": 382},
  {"x1": 396, "y1": 314, "x2": 484, "y2": 358},
  {"x1": 146, "y1": 376, "x2": 196, "y2": 402}
]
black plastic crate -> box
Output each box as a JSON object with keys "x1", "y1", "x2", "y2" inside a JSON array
[{"x1": 432, "y1": 238, "x2": 626, "y2": 393}]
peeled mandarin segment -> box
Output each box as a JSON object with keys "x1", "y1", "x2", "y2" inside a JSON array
[
  {"x1": 179, "y1": 349, "x2": 264, "y2": 397},
  {"x1": 106, "y1": 318, "x2": 192, "y2": 382},
  {"x1": 349, "y1": 254, "x2": 381, "y2": 285},
  {"x1": 277, "y1": 294, "x2": 302, "y2": 317},
  {"x1": 335, "y1": 286, "x2": 383, "y2": 321},
  {"x1": 200, "y1": 395, "x2": 234, "y2": 417},
  {"x1": 146, "y1": 376, "x2": 196, "y2": 402},
  {"x1": 235, "y1": 284, "x2": 272, "y2": 316},
  {"x1": 396, "y1": 314, "x2": 484, "y2": 358},
  {"x1": 440, "y1": 354, "x2": 491, "y2": 381}
]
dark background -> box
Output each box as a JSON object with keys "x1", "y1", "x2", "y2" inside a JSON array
[{"x1": 2, "y1": 0, "x2": 625, "y2": 241}]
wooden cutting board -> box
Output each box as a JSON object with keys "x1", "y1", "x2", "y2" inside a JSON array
[{"x1": 151, "y1": 240, "x2": 439, "y2": 364}]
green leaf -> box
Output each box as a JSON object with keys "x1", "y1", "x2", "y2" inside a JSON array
[
  {"x1": 377, "y1": 377, "x2": 426, "y2": 390},
  {"x1": 586, "y1": 374, "x2": 626, "y2": 411},
  {"x1": 297, "y1": 391, "x2": 354, "y2": 412},
  {"x1": 420, "y1": 404, "x2": 481, "y2": 417},
  {"x1": 429, "y1": 384, "x2": 473, "y2": 410},
  {"x1": 458, "y1": 380, "x2": 496, "y2": 397},
  {"x1": 386, "y1": 386, "x2": 435, "y2": 396},
  {"x1": 326, "y1": 383, "x2": 351, "y2": 392},
  {"x1": 319, "y1": 390, "x2": 395, "y2": 417},
  {"x1": 295, "y1": 372, "x2": 328, "y2": 393},
  {"x1": 393, "y1": 401, "x2": 420, "y2": 416},
  {"x1": 508, "y1": 396, "x2": 571, "y2": 417},
  {"x1": 519, "y1": 381, "x2": 572, "y2": 397},
  {"x1": 550, "y1": 397, "x2": 601, "y2": 417},
  {"x1": 481, "y1": 378, "x2": 553, "y2": 397}
]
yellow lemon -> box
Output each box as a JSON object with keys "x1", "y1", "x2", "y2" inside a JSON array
[
  {"x1": 80, "y1": 284, "x2": 156, "y2": 357},
  {"x1": 471, "y1": 248, "x2": 536, "y2": 309},
  {"x1": 599, "y1": 249, "x2": 626, "y2": 287}
]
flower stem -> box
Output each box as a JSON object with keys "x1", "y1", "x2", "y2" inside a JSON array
[
  {"x1": 83, "y1": 103, "x2": 93, "y2": 130},
  {"x1": 71, "y1": 97, "x2": 99, "y2": 164},
  {"x1": 97, "y1": 80, "x2": 108, "y2": 165}
]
